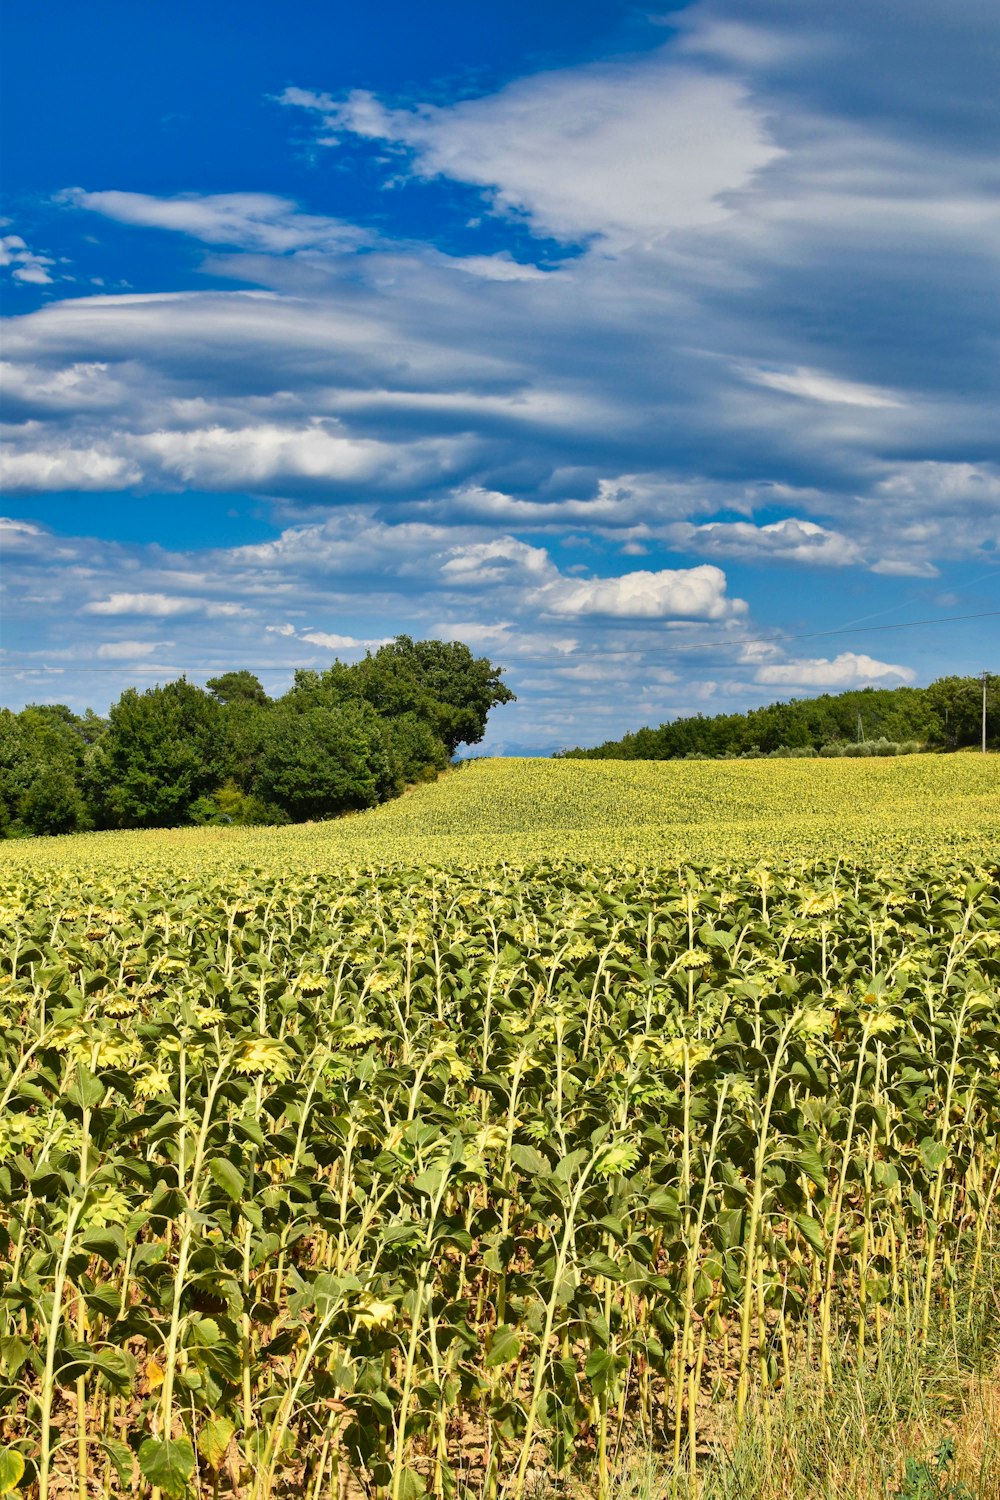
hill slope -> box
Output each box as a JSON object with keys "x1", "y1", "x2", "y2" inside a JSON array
[{"x1": 6, "y1": 752, "x2": 998, "y2": 873}]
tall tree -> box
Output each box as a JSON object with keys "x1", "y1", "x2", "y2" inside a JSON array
[
  {"x1": 254, "y1": 701, "x2": 398, "y2": 821},
  {"x1": 91, "y1": 679, "x2": 223, "y2": 827}
]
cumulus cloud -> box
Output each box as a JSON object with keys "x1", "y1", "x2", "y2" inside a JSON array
[
  {"x1": 440, "y1": 253, "x2": 553, "y2": 282},
  {"x1": 755, "y1": 652, "x2": 916, "y2": 687},
  {"x1": 0, "y1": 415, "x2": 465, "y2": 495},
  {"x1": 1, "y1": 360, "x2": 127, "y2": 413},
  {"x1": 0, "y1": 440, "x2": 141, "y2": 491},
  {"x1": 677, "y1": 516, "x2": 863, "y2": 566},
  {"x1": 440, "y1": 537, "x2": 554, "y2": 587},
  {"x1": 540, "y1": 564, "x2": 746, "y2": 620},
  {"x1": 0, "y1": 516, "x2": 47, "y2": 546}
]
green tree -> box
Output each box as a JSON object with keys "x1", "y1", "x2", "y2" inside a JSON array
[
  {"x1": 93, "y1": 679, "x2": 223, "y2": 828},
  {"x1": 20, "y1": 766, "x2": 87, "y2": 835},
  {"x1": 206, "y1": 670, "x2": 270, "y2": 707},
  {"x1": 281, "y1": 637, "x2": 514, "y2": 757},
  {"x1": 386, "y1": 711, "x2": 449, "y2": 783},
  {"x1": 0, "y1": 704, "x2": 89, "y2": 832},
  {"x1": 352, "y1": 636, "x2": 515, "y2": 754},
  {"x1": 254, "y1": 702, "x2": 398, "y2": 821}
]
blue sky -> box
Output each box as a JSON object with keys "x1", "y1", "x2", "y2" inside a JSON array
[{"x1": 2, "y1": 0, "x2": 998, "y2": 752}]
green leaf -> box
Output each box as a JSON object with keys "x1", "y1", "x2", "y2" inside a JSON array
[
  {"x1": 0, "y1": 1338, "x2": 30, "y2": 1377},
  {"x1": 509, "y1": 1143, "x2": 548, "y2": 1177},
  {"x1": 795, "y1": 1213, "x2": 826, "y2": 1257},
  {"x1": 67, "y1": 1064, "x2": 105, "y2": 1110},
  {"x1": 197, "y1": 1416, "x2": 235, "y2": 1470},
  {"x1": 188, "y1": 1316, "x2": 220, "y2": 1347},
  {"x1": 919, "y1": 1137, "x2": 949, "y2": 1173},
  {"x1": 582, "y1": 1251, "x2": 622, "y2": 1281},
  {"x1": 585, "y1": 1346, "x2": 621, "y2": 1395},
  {"x1": 208, "y1": 1158, "x2": 245, "y2": 1203},
  {"x1": 99, "y1": 1437, "x2": 133, "y2": 1487},
  {"x1": 81, "y1": 1225, "x2": 126, "y2": 1265},
  {"x1": 413, "y1": 1161, "x2": 448, "y2": 1198},
  {"x1": 313, "y1": 1272, "x2": 344, "y2": 1318},
  {"x1": 485, "y1": 1323, "x2": 522, "y2": 1369},
  {"x1": 138, "y1": 1437, "x2": 195, "y2": 1497},
  {"x1": 239, "y1": 1199, "x2": 263, "y2": 1229},
  {"x1": 0, "y1": 1448, "x2": 24, "y2": 1496},
  {"x1": 397, "y1": 1467, "x2": 428, "y2": 1500}
]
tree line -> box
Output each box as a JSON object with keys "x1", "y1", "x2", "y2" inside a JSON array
[
  {"x1": 558, "y1": 677, "x2": 997, "y2": 761},
  {"x1": 0, "y1": 637, "x2": 514, "y2": 837}
]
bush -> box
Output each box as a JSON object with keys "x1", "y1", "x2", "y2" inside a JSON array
[{"x1": 189, "y1": 781, "x2": 288, "y2": 827}]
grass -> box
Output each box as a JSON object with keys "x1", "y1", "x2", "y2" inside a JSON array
[{"x1": 541, "y1": 1257, "x2": 1000, "y2": 1500}]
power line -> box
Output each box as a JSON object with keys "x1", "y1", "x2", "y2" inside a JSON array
[{"x1": 2, "y1": 608, "x2": 998, "y2": 674}]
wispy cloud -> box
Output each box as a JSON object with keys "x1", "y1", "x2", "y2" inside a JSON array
[
  {"x1": 82, "y1": 592, "x2": 250, "y2": 618},
  {"x1": 59, "y1": 189, "x2": 367, "y2": 254},
  {"x1": 741, "y1": 366, "x2": 904, "y2": 409},
  {"x1": 95, "y1": 639, "x2": 173, "y2": 658}
]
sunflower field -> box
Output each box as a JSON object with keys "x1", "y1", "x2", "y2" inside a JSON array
[{"x1": 1, "y1": 755, "x2": 998, "y2": 1498}]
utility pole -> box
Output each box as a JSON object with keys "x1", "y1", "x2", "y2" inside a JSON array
[{"x1": 983, "y1": 671, "x2": 989, "y2": 754}]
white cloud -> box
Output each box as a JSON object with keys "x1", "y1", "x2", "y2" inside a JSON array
[
  {"x1": 299, "y1": 631, "x2": 389, "y2": 650},
  {"x1": 82, "y1": 592, "x2": 250, "y2": 618},
  {"x1": 431, "y1": 619, "x2": 579, "y2": 657},
  {"x1": 0, "y1": 517, "x2": 47, "y2": 545},
  {"x1": 441, "y1": 537, "x2": 555, "y2": 587},
  {"x1": 869, "y1": 557, "x2": 940, "y2": 578},
  {"x1": 133, "y1": 422, "x2": 441, "y2": 488},
  {"x1": 441, "y1": 253, "x2": 552, "y2": 281},
  {"x1": 755, "y1": 652, "x2": 916, "y2": 688},
  {"x1": 1, "y1": 360, "x2": 124, "y2": 411},
  {"x1": 95, "y1": 640, "x2": 172, "y2": 659},
  {"x1": 4, "y1": 4, "x2": 1000, "y2": 745},
  {"x1": 1, "y1": 233, "x2": 56, "y2": 285},
  {"x1": 540, "y1": 563, "x2": 746, "y2": 620},
  {"x1": 0, "y1": 440, "x2": 140, "y2": 490},
  {"x1": 743, "y1": 366, "x2": 904, "y2": 409},
  {"x1": 872, "y1": 461, "x2": 1000, "y2": 525},
  {"x1": 61, "y1": 190, "x2": 365, "y2": 254},
  {"x1": 0, "y1": 415, "x2": 465, "y2": 495},
  {"x1": 678, "y1": 516, "x2": 863, "y2": 566},
  {"x1": 279, "y1": 55, "x2": 779, "y2": 248}
]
